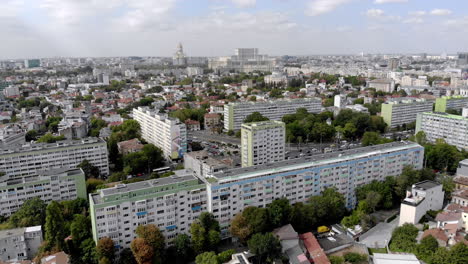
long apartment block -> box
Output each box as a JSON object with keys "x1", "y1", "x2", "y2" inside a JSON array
[
  {"x1": 416, "y1": 112, "x2": 468, "y2": 150},
  {"x1": 434, "y1": 96, "x2": 468, "y2": 112},
  {"x1": 206, "y1": 141, "x2": 423, "y2": 237},
  {"x1": 224, "y1": 98, "x2": 322, "y2": 131},
  {"x1": 381, "y1": 98, "x2": 434, "y2": 128},
  {"x1": 90, "y1": 141, "x2": 423, "y2": 248},
  {"x1": 0, "y1": 168, "x2": 86, "y2": 217},
  {"x1": 0, "y1": 137, "x2": 109, "y2": 178},
  {"x1": 133, "y1": 107, "x2": 187, "y2": 159},
  {"x1": 90, "y1": 169, "x2": 207, "y2": 249}
]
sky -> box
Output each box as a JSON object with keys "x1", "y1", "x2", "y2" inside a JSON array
[{"x1": 1, "y1": 0, "x2": 468, "y2": 59}]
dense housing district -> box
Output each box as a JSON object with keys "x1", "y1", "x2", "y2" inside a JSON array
[{"x1": 0, "y1": 49, "x2": 468, "y2": 264}]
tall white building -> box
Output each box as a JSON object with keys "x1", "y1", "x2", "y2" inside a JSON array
[
  {"x1": 334, "y1": 94, "x2": 347, "y2": 108},
  {"x1": 0, "y1": 226, "x2": 42, "y2": 262},
  {"x1": 90, "y1": 170, "x2": 206, "y2": 248},
  {"x1": 224, "y1": 98, "x2": 322, "y2": 131},
  {"x1": 241, "y1": 121, "x2": 285, "y2": 167},
  {"x1": 0, "y1": 168, "x2": 87, "y2": 216},
  {"x1": 0, "y1": 138, "x2": 109, "y2": 179},
  {"x1": 399, "y1": 181, "x2": 444, "y2": 225},
  {"x1": 173, "y1": 43, "x2": 187, "y2": 66},
  {"x1": 416, "y1": 112, "x2": 468, "y2": 150},
  {"x1": 133, "y1": 107, "x2": 187, "y2": 159}
]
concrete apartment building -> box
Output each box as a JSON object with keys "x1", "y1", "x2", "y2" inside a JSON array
[
  {"x1": 0, "y1": 226, "x2": 42, "y2": 262},
  {"x1": 0, "y1": 168, "x2": 86, "y2": 216},
  {"x1": 416, "y1": 112, "x2": 468, "y2": 150},
  {"x1": 367, "y1": 79, "x2": 395, "y2": 93},
  {"x1": 0, "y1": 137, "x2": 109, "y2": 179},
  {"x1": 434, "y1": 96, "x2": 468, "y2": 112},
  {"x1": 399, "y1": 181, "x2": 444, "y2": 226},
  {"x1": 90, "y1": 170, "x2": 206, "y2": 249},
  {"x1": 90, "y1": 142, "x2": 424, "y2": 248},
  {"x1": 207, "y1": 141, "x2": 423, "y2": 237},
  {"x1": 184, "y1": 150, "x2": 230, "y2": 178},
  {"x1": 241, "y1": 121, "x2": 285, "y2": 167},
  {"x1": 381, "y1": 98, "x2": 434, "y2": 128},
  {"x1": 224, "y1": 98, "x2": 322, "y2": 131},
  {"x1": 133, "y1": 107, "x2": 187, "y2": 160},
  {"x1": 208, "y1": 48, "x2": 276, "y2": 73}
]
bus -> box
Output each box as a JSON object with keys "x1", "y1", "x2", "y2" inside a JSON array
[{"x1": 152, "y1": 167, "x2": 171, "y2": 174}]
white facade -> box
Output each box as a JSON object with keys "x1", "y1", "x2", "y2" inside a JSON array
[
  {"x1": 0, "y1": 137, "x2": 109, "y2": 179},
  {"x1": 264, "y1": 72, "x2": 288, "y2": 85},
  {"x1": 0, "y1": 168, "x2": 86, "y2": 217},
  {"x1": 91, "y1": 142, "x2": 424, "y2": 246},
  {"x1": 241, "y1": 121, "x2": 285, "y2": 167},
  {"x1": 416, "y1": 112, "x2": 468, "y2": 150},
  {"x1": 224, "y1": 98, "x2": 322, "y2": 131},
  {"x1": 90, "y1": 170, "x2": 206, "y2": 249},
  {"x1": 334, "y1": 94, "x2": 347, "y2": 108},
  {"x1": 0, "y1": 226, "x2": 42, "y2": 262},
  {"x1": 381, "y1": 98, "x2": 434, "y2": 128},
  {"x1": 3, "y1": 86, "x2": 20, "y2": 97},
  {"x1": 208, "y1": 141, "x2": 424, "y2": 237},
  {"x1": 367, "y1": 79, "x2": 395, "y2": 93},
  {"x1": 399, "y1": 181, "x2": 444, "y2": 226},
  {"x1": 133, "y1": 107, "x2": 187, "y2": 159}
]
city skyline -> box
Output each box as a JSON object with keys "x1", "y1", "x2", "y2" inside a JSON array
[{"x1": 1, "y1": 0, "x2": 468, "y2": 59}]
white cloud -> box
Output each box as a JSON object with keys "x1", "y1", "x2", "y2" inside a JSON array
[
  {"x1": 183, "y1": 10, "x2": 297, "y2": 33},
  {"x1": 430, "y1": 9, "x2": 452, "y2": 16},
  {"x1": 0, "y1": 0, "x2": 24, "y2": 17},
  {"x1": 305, "y1": 0, "x2": 354, "y2": 16},
  {"x1": 374, "y1": 0, "x2": 408, "y2": 4},
  {"x1": 366, "y1": 9, "x2": 385, "y2": 18},
  {"x1": 403, "y1": 17, "x2": 423, "y2": 24},
  {"x1": 230, "y1": 0, "x2": 256, "y2": 8},
  {"x1": 409, "y1": 10, "x2": 426, "y2": 16}
]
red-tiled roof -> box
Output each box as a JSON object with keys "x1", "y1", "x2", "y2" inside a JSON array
[
  {"x1": 299, "y1": 232, "x2": 331, "y2": 264},
  {"x1": 435, "y1": 211, "x2": 462, "y2": 222},
  {"x1": 422, "y1": 229, "x2": 448, "y2": 242}
]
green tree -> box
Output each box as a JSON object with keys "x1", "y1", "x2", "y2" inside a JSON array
[
  {"x1": 247, "y1": 233, "x2": 282, "y2": 264},
  {"x1": 243, "y1": 207, "x2": 270, "y2": 234},
  {"x1": 267, "y1": 198, "x2": 292, "y2": 228},
  {"x1": 141, "y1": 144, "x2": 165, "y2": 172},
  {"x1": 329, "y1": 256, "x2": 344, "y2": 264},
  {"x1": 173, "y1": 234, "x2": 192, "y2": 263},
  {"x1": 190, "y1": 222, "x2": 206, "y2": 254},
  {"x1": 389, "y1": 223, "x2": 419, "y2": 252},
  {"x1": 80, "y1": 238, "x2": 97, "y2": 264},
  {"x1": 25, "y1": 130, "x2": 38, "y2": 141},
  {"x1": 243, "y1": 112, "x2": 269, "y2": 123},
  {"x1": 118, "y1": 248, "x2": 137, "y2": 264},
  {"x1": 344, "y1": 252, "x2": 367, "y2": 263},
  {"x1": 70, "y1": 214, "x2": 91, "y2": 246},
  {"x1": 416, "y1": 235, "x2": 439, "y2": 262},
  {"x1": 37, "y1": 133, "x2": 66, "y2": 143},
  {"x1": 78, "y1": 159, "x2": 100, "y2": 179},
  {"x1": 45, "y1": 201, "x2": 66, "y2": 251},
  {"x1": 195, "y1": 251, "x2": 218, "y2": 264},
  {"x1": 217, "y1": 249, "x2": 236, "y2": 263},
  {"x1": 8, "y1": 198, "x2": 46, "y2": 227}
]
